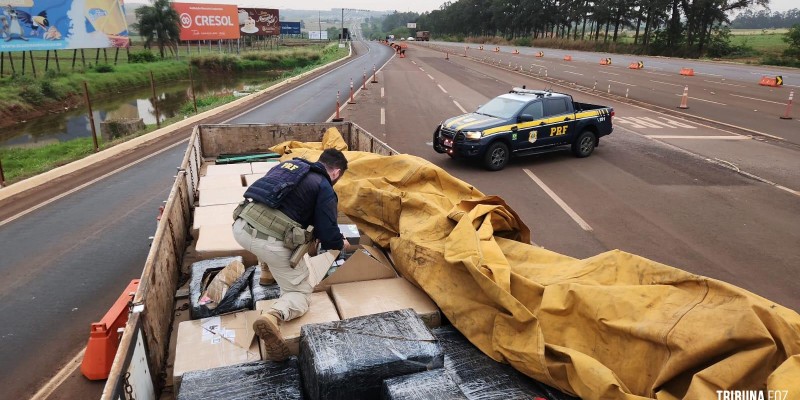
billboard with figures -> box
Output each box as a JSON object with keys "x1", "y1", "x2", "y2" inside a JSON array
[
  {"x1": 236, "y1": 8, "x2": 279, "y2": 36},
  {"x1": 0, "y1": 0, "x2": 130, "y2": 52},
  {"x1": 173, "y1": 2, "x2": 239, "y2": 41}
]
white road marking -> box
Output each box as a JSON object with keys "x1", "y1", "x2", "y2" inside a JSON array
[
  {"x1": 609, "y1": 80, "x2": 636, "y2": 87},
  {"x1": 647, "y1": 135, "x2": 750, "y2": 139},
  {"x1": 729, "y1": 93, "x2": 786, "y2": 105},
  {"x1": 419, "y1": 67, "x2": 425, "y2": 72},
  {"x1": 561, "y1": 63, "x2": 577, "y2": 68},
  {"x1": 644, "y1": 71, "x2": 670, "y2": 76},
  {"x1": 381, "y1": 87, "x2": 385, "y2": 98},
  {"x1": 650, "y1": 80, "x2": 683, "y2": 87},
  {"x1": 380, "y1": 108, "x2": 385, "y2": 125},
  {"x1": 703, "y1": 80, "x2": 746, "y2": 88},
  {"x1": 0, "y1": 138, "x2": 188, "y2": 227},
  {"x1": 695, "y1": 72, "x2": 723, "y2": 77},
  {"x1": 598, "y1": 71, "x2": 620, "y2": 76},
  {"x1": 438, "y1": 84, "x2": 448, "y2": 93},
  {"x1": 523, "y1": 169, "x2": 593, "y2": 231},
  {"x1": 675, "y1": 93, "x2": 727, "y2": 105},
  {"x1": 564, "y1": 71, "x2": 583, "y2": 76},
  {"x1": 30, "y1": 348, "x2": 85, "y2": 400},
  {"x1": 427, "y1": 74, "x2": 434, "y2": 80},
  {"x1": 453, "y1": 100, "x2": 467, "y2": 113}
]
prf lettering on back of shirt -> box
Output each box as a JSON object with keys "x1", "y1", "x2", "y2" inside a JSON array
[
  {"x1": 281, "y1": 163, "x2": 299, "y2": 171},
  {"x1": 550, "y1": 125, "x2": 568, "y2": 136}
]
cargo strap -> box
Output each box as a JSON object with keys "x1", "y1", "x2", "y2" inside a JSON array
[{"x1": 233, "y1": 201, "x2": 298, "y2": 240}]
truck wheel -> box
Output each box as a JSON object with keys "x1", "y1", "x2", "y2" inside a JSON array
[
  {"x1": 483, "y1": 141, "x2": 509, "y2": 171},
  {"x1": 572, "y1": 131, "x2": 596, "y2": 158}
]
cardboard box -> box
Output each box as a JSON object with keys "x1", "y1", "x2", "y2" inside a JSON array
[
  {"x1": 173, "y1": 310, "x2": 261, "y2": 389},
  {"x1": 198, "y1": 187, "x2": 246, "y2": 207},
  {"x1": 303, "y1": 245, "x2": 396, "y2": 294},
  {"x1": 243, "y1": 173, "x2": 262, "y2": 187},
  {"x1": 200, "y1": 259, "x2": 245, "y2": 307},
  {"x1": 330, "y1": 277, "x2": 442, "y2": 328},
  {"x1": 198, "y1": 174, "x2": 244, "y2": 191},
  {"x1": 192, "y1": 203, "x2": 237, "y2": 237},
  {"x1": 338, "y1": 224, "x2": 360, "y2": 245},
  {"x1": 204, "y1": 163, "x2": 253, "y2": 176},
  {"x1": 251, "y1": 161, "x2": 280, "y2": 174},
  {"x1": 255, "y1": 292, "x2": 340, "y2": 357},
  {"x1": 195, "y1": 224, "x2": 257, "y2": 266}
]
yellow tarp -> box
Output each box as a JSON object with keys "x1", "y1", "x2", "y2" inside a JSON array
[{"x1": 274, "y1": 132, "x2": 800, "y2": 399}]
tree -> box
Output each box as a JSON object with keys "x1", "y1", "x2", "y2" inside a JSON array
[
  {"x1": 132, "y1": 0, "x2": 181, "y2": 59},
  {"x1": 784, "y1": 24, "x2": 800, "y2": 59}
]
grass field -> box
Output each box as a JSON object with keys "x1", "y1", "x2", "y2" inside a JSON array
[{"x1": 729, "y1": 30, "x2": 789, "y2": 54}]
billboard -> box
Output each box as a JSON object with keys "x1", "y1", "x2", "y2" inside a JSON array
[
  {"x1": 308, "y1": 31, "x2": 327, "y2": 40},
  {"x1": 236, "y1": 8, "x2": 279, "y2": 36},
  {"x1": 406, "y1": 22, "x2": 417, "y2": 29},
  {"x1": 0, "y1": 0, "x2": 130, "y2": 52},
  {"x1": 280, "y1": 22, "x2": 300, "y2": 35},
  {"x1": 173, "y1": 3, "x2": 239, "y2": 41}
]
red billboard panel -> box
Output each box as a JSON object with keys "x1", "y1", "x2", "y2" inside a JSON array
[
  {"x1": 237, "y1": 8, "x2": 280, "y2": 36},
  {"x1": 173, "y1": 3, "x2": 239, "y2": 40}
]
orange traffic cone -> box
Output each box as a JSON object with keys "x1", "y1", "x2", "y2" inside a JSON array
[
  {"x1": 781, "y1": 90, "x2": 794, "y2": 120},
  {"x1": 678, "y1": 85, "x2": 689, "y2": 109}
]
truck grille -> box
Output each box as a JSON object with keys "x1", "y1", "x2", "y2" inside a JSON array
[{"x1": 440, "y1": 127, "x2": 457, "y2": 138}]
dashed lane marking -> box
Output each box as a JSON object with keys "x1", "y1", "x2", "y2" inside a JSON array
[
  {"x1": 598, "y1": 71, "x2": 620, "y2": 76},
  {"x1": 704, "y1": 80, "x2": 746, "y2": 88},
  {"x1": 675, "y1": 93, "x2": 727, "y2": 106},
  {"x1": 380, "y1": 108, "x2": 385, "y2": 125},
  {"x1": 427, "y1": 74, "x2": 434, "y2": 80},
  {"x1": 650, "y1": 80, "x2": 683, "y2": 87},
  {"x1": 646, "y1": 135, "x2": 750, "y2": 139},
  {"x1": 564, "y1": 71, "x2": 583, "y2": 76},
  {"x1": 523, "y1": 169, "x2": 593, "y2": 232},
  {"x1": 438, "y1": 84, "x2": 448, "y2": 93},
  {"x1": 609, "y1": 80, "x2": 636, "y2": 87},
  {"x1": 453, "y1": 100, "x2": 467, "y2": 113},
  {"x1": 729, "y1": 93, "x2": 786, "y2": 105}
]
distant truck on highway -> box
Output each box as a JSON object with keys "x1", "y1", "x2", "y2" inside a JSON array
[
  {"x1": 433, "y1": 88, "x2": 614, "y2": 170},
  {"x1": 415, "y1": 31, "x2": 430, "y2": 41}
]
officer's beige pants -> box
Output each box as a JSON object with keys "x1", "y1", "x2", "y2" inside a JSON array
[{"x1": 232, "y1": 218, "x2": 311, "y2": 321}]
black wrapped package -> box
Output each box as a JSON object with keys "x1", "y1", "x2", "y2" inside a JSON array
[
  {"x1": 300, "y1": 308, "x2": 444, "y2": 400},
  {"x1": 251, "y1": 266, "x2": 281, "y2": 302},
  {"x1": 413, "y1": 325, "x2": 577, "y2": 400},
  {"x1": 177, "y1": 358, "x2": 303, "y2": 400},
  {"x1": 382, "y1": 369, "x2": 467, "y2": 400},
  {"x1": 189, "y1": 257, "x2": 255, "y2": 319}
]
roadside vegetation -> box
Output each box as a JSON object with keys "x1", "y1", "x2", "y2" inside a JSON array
[
  {"x1": 0, "y1": 43, "x2": 347, "y2": 184},
  {"x1": 365, "y1": 6, "x2": 800, "y2": 67}
]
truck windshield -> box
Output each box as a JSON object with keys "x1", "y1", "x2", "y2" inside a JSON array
[{"x1": 475, "y1": 98, "x2": 526, "y2": 119}]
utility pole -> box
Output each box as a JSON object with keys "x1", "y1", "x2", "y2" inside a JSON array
[
  {"x1": 318, "y1": 11, "x2": 321, "y2": 41},
  {"x1": 341, "y1": 8, "x2": 344, "y2": 43}
]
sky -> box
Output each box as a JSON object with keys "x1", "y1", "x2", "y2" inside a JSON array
[{"x1": 159, "y1": 0, "x2": 795, "y2": 14}]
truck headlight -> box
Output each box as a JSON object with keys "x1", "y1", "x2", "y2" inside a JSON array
[{"x1": 464, "y1": 131, "x2": 482, "y2": 140}]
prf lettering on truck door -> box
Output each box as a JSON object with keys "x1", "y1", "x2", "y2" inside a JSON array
[{"x1": 550, "y1": 126, "x2": 568, "y2": 136}]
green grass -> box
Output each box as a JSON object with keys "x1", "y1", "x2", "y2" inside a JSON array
[
  {"x1": 729, "y1": 33, "x2": 788, "y2": 54},
  {"x1": 0, "y1": 43, "x2": 348, "y2": 185}
]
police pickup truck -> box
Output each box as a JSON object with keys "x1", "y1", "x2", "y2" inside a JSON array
[{"x1": 433, "y1": 88, "x2": 614, "y2": 170}]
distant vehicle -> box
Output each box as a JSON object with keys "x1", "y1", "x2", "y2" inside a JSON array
[
  {"x1": 407, "y1": 36, "x2": 415, "y2": 41},
  {"x1": 415, "y1": 31, "x2": 430, "y2": 41},
  {"x1": 400, "y1": 37, "x2": 406, "y2": 41},
  {"x1": 433, "y1": 88, "x2": 614, "y2": 170}
]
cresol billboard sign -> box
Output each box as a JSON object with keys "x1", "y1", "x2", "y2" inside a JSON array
[
  {"x1": 172, "y1": 2, "x2": 239, "y2": 40},
  {"x1": 0, "y1": 0, "x2": 130, "y2": 52}
]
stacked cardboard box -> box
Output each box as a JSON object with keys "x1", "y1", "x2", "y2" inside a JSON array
[
  {"x1": 330, "y1": 277, "x2": 441, "y2": 328},
  {"x1": 203, "y1": 163, "x2": 253, "y2": 176},
  {"x1": 255, "y1": 292, "x2": 340, "y2": 357}
]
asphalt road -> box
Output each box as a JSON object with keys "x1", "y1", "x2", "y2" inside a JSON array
[
  {"x1": 340, "y1": 43, "x2": 800, "y2": 313},
  {"x1": 426, "y1": 41, "x2": 800, "y2": 145},
  {"x1": 0, "y1": 37, "x2": 393, "y2": 400}
]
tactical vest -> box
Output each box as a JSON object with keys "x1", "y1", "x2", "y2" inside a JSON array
[{"x1": 245, "y1": 159, "x2": 317, "y2": 208}]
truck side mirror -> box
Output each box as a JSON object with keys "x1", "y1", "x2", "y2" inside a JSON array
[{"x1": 518, "y1": 114, "x2": 534, "y2": 122}]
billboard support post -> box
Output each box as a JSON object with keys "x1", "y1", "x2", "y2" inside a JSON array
[
  {"x1": 80, "y1": 49, "x2": 86, "y2": 69},
  {"x1": 150, "y1": 71, "x2": 161, "y2": 128},
  {"x1": 29, "y1": 51, "x2": 36, "y2": 77},
  {"x1": 54, "y1": 50, "x2": 60, "y2": 72},
  {"x1": 45, "y1": 50, "x2": 50, "y2": 72},
  {"x1": 72, "y1": 49, "x2": 77, "y2": 71},
  {"x1": 95, "y1": 48, "x2": 100, "y2": 64},
  {"x1": 1, "y1": 52, "x2": 4, "y2": 76},
  {"x1": 21, "y1": 51, "x2": 26, "y2": 76},
  {"x1": 9, "y1": 52, "x2": 16, "y2": 75},
  {"x1": 83, "y1": 81, "x2": 99, "y2": 152},
  {"x1": 103, "y1": 48, "x2": 108, "y2": 63},
  {"x1": 113, "y1": 48, "x2": 118, "y2": 65}
]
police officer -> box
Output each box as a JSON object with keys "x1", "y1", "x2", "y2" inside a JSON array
[{"x1": 232, "y1": 148, "x2": 352, "y2": 361}]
